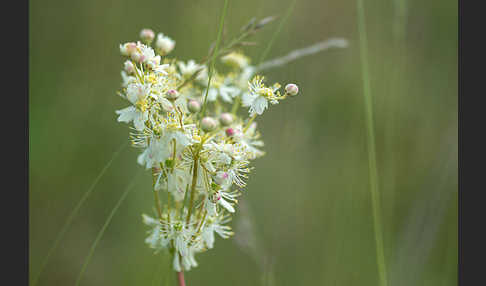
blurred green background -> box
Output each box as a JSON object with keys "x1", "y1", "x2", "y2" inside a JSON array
[{"x1": 29, "y1": 0, "x2": 457, "y2": 285}]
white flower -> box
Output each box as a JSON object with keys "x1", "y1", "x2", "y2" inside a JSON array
[
  {"x1": 137, "y1": 137, "x2": 165, "y2": 168},
  {"x1": 205, "y1": 196, "x2": 218, "y2": 217},
  {"x1": 227, "y1": 158, "x2": 251, "y2": 187},
  {"x1": 205, "y1": 142, "x2": 234, "y2": 166},
  {"x1": 215, "y1": 189, "x2": 240, "y2": 213},
  {"x1": 232, "y1": 123, "x2": 265, "y2": 159},
  {"x1": 178, "y1": 60, "x2": 204, "y2": 78},
  {"x1": 153, "y1": 63, "x2": 170, "y2": 75},
  {"x1": 140, "y1": 44, "x2": 156, "y2": 63},
  {"x1": 205, "y1": 75, "x2": 240, "y2": 103},
  {"x1": 116, "y1": 106, "x2": 148, "y2": 131},
  {"x1": 137, "y1": 128, "x2": 192, "y2": 169},
  {"x1": 243, "y1": 76, "x2": 282, "y2": 115},
  {"x1": 173, "y1": 244, "x2": 201, "y2": 272},
  {"x1": 120, "y1": 71, "x2": 136, "y2": 88},
  {"x1": 204, "y1": 188, "x2": 237, "y2": 216},
  {"x1": 201, "y1": 214, "x2": 233, "y2": 249},
  {"x1": 166, "y1": 167, "x2": 191, "y2": 202},
  {"x1": 142, "y1": 214, "x2": 169, "y2": 251},
  {"x1": 180, "y1": 247, "x2": 200, "y2": 271},
  {"x1": 126, "y1": 82, "x2": 154, "y2": 105},
  {"x1": 213, "y1": 171, "x2": 231, "y2": 187},
  {"x1": 116, "y1": 82, "x2": 155, "y2": 131},
  {"x1": 155, "y1": 33, "x2": 175, "y2": 55},
  {"x1": 243, "y1": 94, "x2": 268, "y2": 115}
]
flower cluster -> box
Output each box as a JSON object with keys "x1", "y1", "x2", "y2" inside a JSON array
[{"x1": 115, "y1": 27, "x2": 299, "y2": 272}]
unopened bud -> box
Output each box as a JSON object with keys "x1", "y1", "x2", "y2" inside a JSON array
[
  {"x1": 212, "y1": 192, "x2": 222, "y2": 202},
  {"x1": 139, "y1": 29, "x2": 155, "y2": 44},
  {"x1": 285, "y1": 83, "x2": 299, "y2": 96},
  {"x1": 187, "y1": 100, "x2": 201, "y2": 113},
  {"x1": 214, "y1": 172, "x2": 229, "y2": 185},
  {"x1": 124, "y1": 60, "x2": 135, "y2": 74},
  {"x1": 201, "y1": 117, "x2": 217, "y2": 132},
  {"x1": 155, "y1": 34, "x2": 175, "y2": 56},
  {"x1": 219, "y1": 113, "x2": 233, "y2": 126},
  {"x1": 166, "y1": 89, "x2": 179, "y2": 100},
  {"x1": 120, "y1": 42, "x2": 137, "y2": 56},
  {"x1": 131, "y1": 51, "x2": 145, "y2": 63},
  {"x1": 225, "y1": 128, "x2": 235, "y2": 137}
]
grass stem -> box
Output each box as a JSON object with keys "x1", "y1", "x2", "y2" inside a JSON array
[
  {"x1": 74, "y1": 169, "x2": 141, "y2": 286},
  {"x1": 356, "y1": 1, "x2": 388, "y2": 285},
  {"x1": 31, "y1": 142, "x2": 127, "y2": 286},
  {"x1": 200, "y1": 0, "x2": 230, "y2": 118},
  {"x1": 257, "y1": 0, "x2": 297, "y2": 65}
]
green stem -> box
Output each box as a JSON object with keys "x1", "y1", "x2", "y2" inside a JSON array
[
  {"x1": 152, "y1": 168, "x2": 164, "y2": 221},
  {"x1": 356, "y1": 1, "x2": 388, "y2": 286},
  {"x1": 186, "y1": 155, "x2": 200, "y2": 225},
  {"x1": 257, "y1": 0, "x2": 297, "y2": 64},
  {"x1": 200, "y1": 0, "x2": 230, "y2": 118},
  {"x1": 179, "y1": 183, "x2": 190, "y2": 221},
  {"x1": 231, "y1": 97, "x2": 241, "y2": 114},
  {"x1": 243, "y1": 114, "x2": 257, "y2": 133}
]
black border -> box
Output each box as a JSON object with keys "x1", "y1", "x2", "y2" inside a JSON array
[
  {"x1": 3, "y1": 0, "x2": 472, "y2": 285},
  {"x1": 459, "y1": 0, "x2": 486, "y2": 285},
  {"x1": 2, "y1": 0, "x2": 28, "y2": 284}
]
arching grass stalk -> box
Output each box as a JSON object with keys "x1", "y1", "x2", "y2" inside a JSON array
[
  {"x1": 31, "y1": 141, "x2": 127, "y2": 286},
  {"x1": 257, "y1": 0, "x2": 297, "y2": 65},
  {"x1": 231, "y1": 0, "x2": 296, "y2": 114},
  {"x1": 74, "y1": 169, "x2": 142, "y2": 286},
  {"x1": 356, "y1": 1, "x2": 388, "y2": 286},
  {"x1": 255, "y1": 38, "x2": 348, "y2": 72}
]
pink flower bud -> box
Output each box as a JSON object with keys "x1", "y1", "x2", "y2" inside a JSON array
[
  {"x1": 131, "y1": 52, "x2": 144, "y2": 63},
  {"x1": 139, "y1": 29, "x2": 155, "y2": 44},
  {"x1": 225, "y1": 128, "x2": 235, "y2": 137},
  {"x1": 201, "y1": 117, "x2": 217, "y2": 132},
  {"x1": 212, "y1": 192, "x2": 222, "y2": 202},
  {"x1": 219, "y1": 113, "x2": 233, "y2": 126},
  {"x1": 120, "y1": 42, "x2": 137, "y2": 56},
  {"x1": 285, "y1": 83, "x2": 299, "y2": 96},
  {"x1": 127, "y1": 43, "x2": 137, "y2": 55},
  {"x1": 124, "y1": 60, "x2": 135, "y2": 74},
  {"x1": 166, "y1": 89, "x2": 179, "y2": 100},
  {"x1": 214, "y1": 172, "x2": 229, "y2": 185},
  {"x1": 187, "y1": 100, "x2": 201, "y2": 113}
]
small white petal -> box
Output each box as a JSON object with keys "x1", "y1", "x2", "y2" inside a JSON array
[{"x1": 218, "y1": 197, "x2": 235, "y2": 213}]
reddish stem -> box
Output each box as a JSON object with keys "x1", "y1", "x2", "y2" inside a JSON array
[{"x1": 177, "y1": 271, "x2": 186, "y2": 286}]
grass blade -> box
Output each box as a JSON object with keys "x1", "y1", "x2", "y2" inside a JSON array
[
  {"x1": 355, "y1": 1, "x2": 388, "y2": 286},
  {"x1": 257, "y1": 0, "x2": 297, "y2": 65},
  {"x1": 31, "y1": 141, "x2": 128, "y2": 286},
  {"x1": 200, "y1": 0, "x2": 230, "y2": 117},
  {"x1": 74, "y1": 169, "x2": 142, "y2": 286}
]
